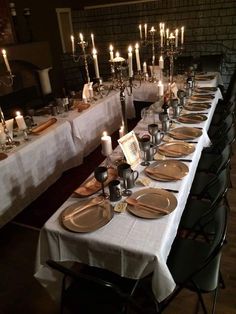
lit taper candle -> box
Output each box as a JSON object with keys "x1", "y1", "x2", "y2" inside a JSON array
[
  {"x1": 92, "y1": 48, "x2": 100, "y2": 78},
  {"x1": 128, "y1": 46, "x2": 133, "y2": 77},
  {"x1": 2, "y1": 49, "x2": 11, "y2": 73},
  {"x1": 135, "y1": 43, "x2": 141, "y2": 72}
]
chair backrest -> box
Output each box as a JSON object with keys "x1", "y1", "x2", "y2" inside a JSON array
[
  {"x1": 209, "y1": 145, "x2": 231, "y2": 174},
  {"x1": 211, "y1": 123, "x2": 235, "y2": 153},
  {"x1": 191, "y1": 204, "x2": 228, "y2": 292},
  {"x1": 205, "y1": 166, "x2": 230, "y2": 205}
]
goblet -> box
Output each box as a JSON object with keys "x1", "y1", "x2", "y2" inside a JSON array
[
  {"x1": 138, "y1": 135, "x2": 151, "y2": 166},
  {"x1": 148, "y1": 123, "x2": 159, "y2": 146},
  {"x1": 117, "y1": 163, "x2": 132, "y2": 196},
  {"x1": 94, "y1": 166, "x2": 108, "y2": 198}
]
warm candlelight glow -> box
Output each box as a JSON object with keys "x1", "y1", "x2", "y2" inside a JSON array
[
  {"x1": 91, "y1": 33, "x2": 95, "y2": 49},
  {"x1": 150, "y1": 26, "x2": 155, "y2": 33},
  {"x1": 175, "y1": 29, "x2": 179, "y2": 47},
  {"x1": 16, "y1": 111, "x2": 21, "y2": 116},
  {"x1": 144, "y1": 23, "x2": 147, "y2": 39},
  {"x1": 128, "y1": 46, "x2": 133, "y2": 77},
  {"x1": 79, "y1": 33, "x2": 83, "y2": 42},
  {"x1": 109, "y1": 45, "x2": 114, "y2": 61},
  {"x1": 139, "y1": 24, "x2": 142, "y2": 39},
  {"x1": 159, "y1": 55, "x2": 164, "y2": 69},
  {"x1": 135, "y1": 43, "x2": 141, "y2": 72},
  {"x1": 2, "y1": 49, "x2": 11, "y2": 73},
  {"x1": 116, "y1": 52, "x2": 120, "y2": 58},
  {"x1": 70, "y1": 35, "x2": 75, "y2": 54},
  {"x1": 181, "y1": 26, "x2": 184, "y2": 44}
]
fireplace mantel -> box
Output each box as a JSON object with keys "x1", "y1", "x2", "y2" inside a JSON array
[{"x1": 5, "y1": 41, "x2": 52, "y2": 69}]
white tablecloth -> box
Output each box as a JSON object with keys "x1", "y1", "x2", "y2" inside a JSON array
[
  {"x1": 0, "y1": 118, "x2": 80, "y2": 228},
  {"x1": 35, "y1": 76, "x2": 223, "y2": 302}
]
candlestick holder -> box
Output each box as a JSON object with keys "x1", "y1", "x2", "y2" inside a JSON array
[
  {"x1": 72, "y1": 38, "x2": 93, "y2": 84},
  {"x1": 161, "y1": 37, "x2": 184, "y2": 84},
  {"x1": 93, "y1": 77, "x2": 104, "y2": 98},
  {"x1": 0, "y1": 72, "x2": 20, "y2": 149},
  {"x1": 108, "y1": 56, "x2": 133, "y2": 135},
  {"x1": 139, "y1": 27, "x2": 161, "y2": 83}
]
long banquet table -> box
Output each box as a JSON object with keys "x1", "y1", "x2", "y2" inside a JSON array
[
  {"x1": 0, "y1": 89, "x2": 136, "y2": 228},
  {"x1": 35, "y1": 74, "x2": 223, "y2": 303}
]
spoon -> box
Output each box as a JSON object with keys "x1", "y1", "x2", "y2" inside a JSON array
[
  {"x1": 62, "y1": 196, "x2": 105, "y2": 220},
  {"x1": 126, "y1": 197, "x2": 169, "y2": 215}
]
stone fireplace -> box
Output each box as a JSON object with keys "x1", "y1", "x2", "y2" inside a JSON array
[{"x1": 0, "y1": 41, "x2": 52, "y2": 118}]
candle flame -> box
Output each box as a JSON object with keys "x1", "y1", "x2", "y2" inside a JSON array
[
  {"x1": 2, "y1": 49, "x2": 6, "y2": 56},
  {"x1": 16, "y1": 111, "x2": 21, "y2": 116},
  {"x1": 109, "y1": 44, "x2": 113, "y2": 51},
  {"x1": 92, "y1": 48, "x2": 97, "y2": 54},
  {"x1": 102, "y1": 131, "x2": 107, "y2": 137},
  {"x1": 159, "y1": 55, "x2": 163, "y2": 61},
  {"x1": 115, "y1": 52, "x2": 120, "y2": 58},
  {"x1": 128, "y1": 46, "x2": 132, "y2": 53},
  {"x1": 70, "y1": 35, "x2": 74, "y2": 41},
  {"x1": 139, "y1": 24, "x2": 141, "y2": 30},
  {"x1": 135, "y1": 43, "x2": 139, "y2": 49}
]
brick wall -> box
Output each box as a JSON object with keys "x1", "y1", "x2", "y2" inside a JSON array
[{"x1": 63, "y1": 0, "x2": 236, "y2": 90}]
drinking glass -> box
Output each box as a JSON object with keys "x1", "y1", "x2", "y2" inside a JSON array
[
  {"x1": 138, "y1": 135, "x2": 151, "y2": 166},
  {"x1": 117, "y1": 163, "x2": 132, "y2": 196},
  {"x1": 148, "y1": 123, "x2": 159, "y2": 146},
  {"x1": 94, "y1": 166, "x2": 108, "y2": 198}
]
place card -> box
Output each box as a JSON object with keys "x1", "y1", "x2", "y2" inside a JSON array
[
  {"x1": 136, "y1": 177, "x2": 152, "y2": 186},
  {"x1": 114, "y1": 202, "x2": 127, "y2": 213}
]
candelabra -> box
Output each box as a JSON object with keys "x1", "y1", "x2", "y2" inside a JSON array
[
  {"x1": 109, "y1": 55, "x2": 133, "y2": 135},
  {"x1": 161, "y1": 30, "x2": 184, "y2": 83},
  {"x1": 139, "y1": 26, "x2": 161, "y2": 82},
  {"x1": 0, "y1": 72, "x2": 19, "y2": 148},
  {"x1": 71, "y1": 34, "x2": 104, "y2": 100}
]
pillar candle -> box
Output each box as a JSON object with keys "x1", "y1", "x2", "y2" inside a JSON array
[
  {"x1": 92, "y1": 49, "x2": 100, "y2": 78},
  {"x1": 101, "y1": 131, "x2": 112, "y2": 156},
  {"x1": 135, "y1": 43, "x2": 141, "y2": 71},
  {"x1": 15, "y1": 111, "x2": 27, "y2": 130},
  {"x1": 181, "y1": 26, "x2": 184, "y2": 45},
  {"x1": 159, "y1": 56, "x2": 164, "y2": 69},
  {"x1": 109, "y1": 45, "x2": 114, "y2": 61},
  {"x1": 143, "y1": 62, "x2": 147, "y2": 73},
  {"x1": 139, "y1": 24, "x2": 142, "y2": 40},
  {"x1": 175, "y1": 29, "x2": 179, "y2": 47},
  {"x1": 128, "y1": 46, "x2": 133, "y2": 77},
  {"x1": 91, "y1": 33, "x2": 95, "y2": 49},
  {"x1": 2, "y1": 49, "x2": 11, "y2": 73},
  {"x1": 70, "y1": 35, "x2": 75, "y2": 54},
  {"x1": 158, "y1": 81, "x2": 164, "y2": 97}
]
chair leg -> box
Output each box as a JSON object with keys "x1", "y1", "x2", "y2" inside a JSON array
[
  {"x1": 196, "y1": 290, "x2": 208, "y2": 314},
  {"x1": 219, "y1": 271, "x2": 226, "y2": 289},
  {"x1": 211, "y1": 285, "x2": 219, "y2": 314}
]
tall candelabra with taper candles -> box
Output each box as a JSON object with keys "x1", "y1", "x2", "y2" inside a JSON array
[
  {"x1": 138, "y1": 24, "x2": 161, "y2": 82},
  {"x1": 70, "y1": 33, "x2": 104, "y2": 99},
  {"x1": 111, "y1": 53, "x2": 133, "y2": 135},
  {"x1": 160, "y1": 25, "x2": 185, "y2": 83}
]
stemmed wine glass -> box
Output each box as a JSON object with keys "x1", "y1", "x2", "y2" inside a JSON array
[
  {"x1": 138, "y1": 135, "x2": 151, "y2": 166},
  {"x1": 117, "y1": 163, "x2": 132, "y2": 196},
  {"x1": 94, "y1": 166, "x2": 108, "y2": 198},
  {"x1": 148, "y1": 123, "x2": 159, "y2": 146}
]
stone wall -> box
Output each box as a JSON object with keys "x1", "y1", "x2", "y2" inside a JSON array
[{"x1": 63, "y1": 0, "x2": 236, "y2": 90}]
